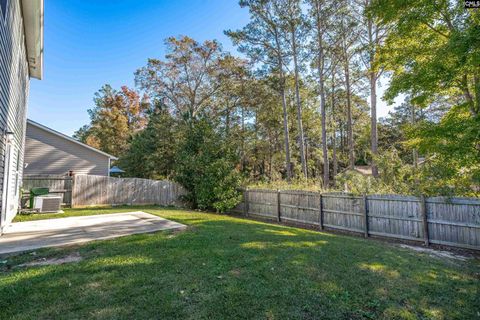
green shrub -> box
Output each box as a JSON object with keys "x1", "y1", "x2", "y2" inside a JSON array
[
  {"x1": 333, "y1": 149, "x2": 418, "y2": 195},
  {"x1": 119, "y1": 107, "x2": 178, "y2": 179},
  {"x1": 174, "y1": 119, "x2": 242, "y2": 212},
  {"x1": 248, "y1": 179, "x2": 323, "y2": 192}
]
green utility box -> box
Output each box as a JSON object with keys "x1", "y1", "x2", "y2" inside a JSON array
[{"x1": 29, "y1": 187, "x2": 49, "y2": 209}]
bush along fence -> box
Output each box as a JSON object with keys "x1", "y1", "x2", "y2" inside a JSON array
[
  {"x1": 22, "y1": 174, "x2": 186, "y2": 208},
  {"x1": 230, "y1": 189, "x2": 480, "y2": 251}
]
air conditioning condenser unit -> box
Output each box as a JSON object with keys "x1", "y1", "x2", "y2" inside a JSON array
[{"x1": 33, "y1": 195, "x2": 62, "y2": 213}]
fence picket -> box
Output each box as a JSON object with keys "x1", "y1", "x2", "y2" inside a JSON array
[
  {"x1": 231, "y1": 189, "x2": 479, "y2": 251},
  {"x1": 23, "y1": 174, "x2": 186, "y2": 208}
]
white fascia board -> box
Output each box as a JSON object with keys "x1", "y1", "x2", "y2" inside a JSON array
[{"x1": 21, "y1": 0, "x2": 44, "y2": 80}]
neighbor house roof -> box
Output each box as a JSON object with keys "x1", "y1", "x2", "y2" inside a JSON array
[
  {"x1": 27, "y1": 119, "x2": 118, "y2": 160},
  {"x1": 21, "y1": 0, "x2": 44, "y2": 79}
]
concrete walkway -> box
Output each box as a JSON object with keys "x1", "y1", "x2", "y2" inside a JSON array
[{"x1": 0, "y1": 212, "x2": 186, "y2": 255}]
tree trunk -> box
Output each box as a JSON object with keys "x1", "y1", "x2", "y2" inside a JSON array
[
  {"x1": 268, "y1": 137, "x2": 273, "y2": 180},
  {"x1": 253, "y1": 111, "x2": 259, "y2": 179},
  {"x1": 474, "y1": 71, "x2": 480, "y2": 115},
  {"x1": 462, "y1": 74, "x2": 478, "y2": 117},
  {"x1": 225, "y1": 106, "x2": 230, "y2": 138},
  {"x1": 367, "y1": 16, "x2": 379, "y2": 178},
  {"x1": 274, "y1": 30, "x2": 292, "y2": 182},
  {"x1": 344, "y1": 61, "x2": 355, "y2": 169},
  {"x1": 314, "y1": 1, "x2": 329, "y2": 188},
  {"x1": 340, "y1": 123, "x2": 344, "y2": 151},
  {"x1": 280, "y1": 75, "x2": 292, "y2": 181},
  {"x1": 319, "y1": 69, "x2": 329, "y2": 188},
  {"x1": 331, "y1": 71, "x2": 338, "y2": 180},
  {"x1": 370, "y1": 71, "x2": 378, "y2": 177},
  {"x1": 411, "y1": 103, "x2": 418, "y2": 168},
  {"x1": 291, "y1": 29, "x2": 308, "y2": 179},
  {"x1": 241, "y1": 104, "x2": 245, "y2": 171},
  {"x1": 332, "y1": 134, "x2": 338, "y2": 177}
]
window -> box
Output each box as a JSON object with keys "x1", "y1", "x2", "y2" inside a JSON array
[{"x1": 0, "y1": 0, "x2": 7, "y2": 20}]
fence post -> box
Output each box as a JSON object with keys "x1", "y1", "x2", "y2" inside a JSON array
[
  {"x1": 71, "y1": 175, "x2": 76, "y2": 208},
  {"x1": 363, "y1": 195, "x2": 369, "y2": 238},
  {"x1": 420, "y1": 195, "x2": 429, "y2": 246},
  {"x1": 243, "y1": 189, "x2": 249, "y2": 217},
  {"x1": 277, "y1": 190, "x2": 281, "y2": 222},
  {"x1": 66, "y1": 176, "x2": 73, "y2": 207},
  {"x1": 319, "y1": 193, "x2": 324, "y2": 230}
]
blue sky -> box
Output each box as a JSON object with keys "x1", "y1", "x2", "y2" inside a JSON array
[{"x1": 28, "y1": 0, "x2": 395, "y2": 136}]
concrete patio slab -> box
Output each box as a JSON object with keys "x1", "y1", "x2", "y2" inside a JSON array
[{"x1": 0, "y1": 212, "x2": 186, "y2": 255}]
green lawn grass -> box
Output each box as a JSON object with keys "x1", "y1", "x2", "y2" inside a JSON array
[{"x1": 2, "y1": 206, "x2": 479, "y2": 319}]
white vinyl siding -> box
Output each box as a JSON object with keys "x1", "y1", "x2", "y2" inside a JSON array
[{"x1": 0, "y1": 0, "x2": 30, "y2": 230}]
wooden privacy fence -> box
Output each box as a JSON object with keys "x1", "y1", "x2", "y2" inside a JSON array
[
  {"x1": 72, "y1": 175, "x2": 186, "y2": 207},
  {"x1": 22, "y1": 174, "x2": 186, "y2": 208},
  {"x1": 22, "y1": 175, "x2": 73, "y2": 206},
  {"x1": 231, "y1": 189, "x2": 480, "y2": 251}
]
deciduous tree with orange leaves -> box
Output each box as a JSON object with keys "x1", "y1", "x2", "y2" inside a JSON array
[{"x1": 73, "y1": 84, "x2": 150, "y2": 157}]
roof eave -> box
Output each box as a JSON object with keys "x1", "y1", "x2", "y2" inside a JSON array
[{"x1": 21, "y1": 0, "x2": 44, "y2": 80}]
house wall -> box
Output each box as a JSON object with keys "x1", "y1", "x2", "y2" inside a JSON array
[
  {"x1": 0, "y1": 0, "x2": 30, "y2": 230},
  {"x1": 25, "y1": 123, "x2": 111, "y2": 176}
]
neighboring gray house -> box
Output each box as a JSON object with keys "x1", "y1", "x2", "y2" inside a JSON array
[
  {"x1": 0, "y1": 0, "x2": 43, "y2": 232},
  {"x1": 25, "y1": 119, "x2": 118, "y2": 176}
]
